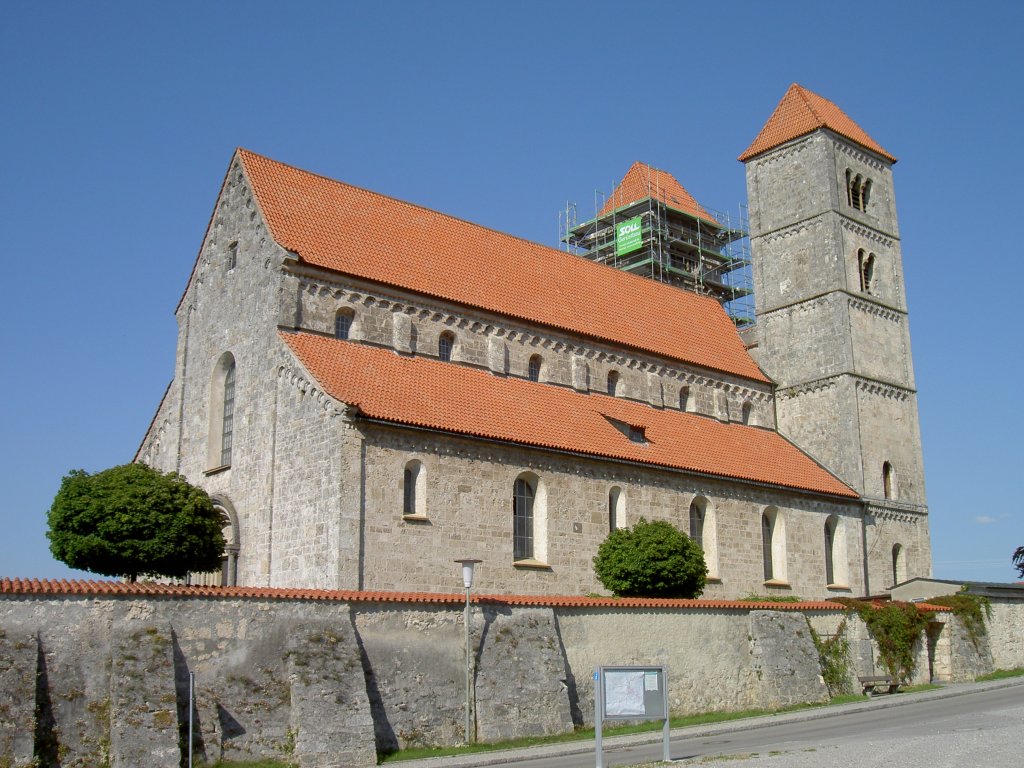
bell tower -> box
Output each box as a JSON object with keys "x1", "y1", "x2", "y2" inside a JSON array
[{"x1": 740, "y1": 84, "x2": 931, "y2": 591}]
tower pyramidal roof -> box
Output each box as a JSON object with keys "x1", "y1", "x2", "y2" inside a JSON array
[
  {"x1": 598, "y1": 161, "x2": 719, "y2": 225},
  {"x1": 738, "y1": 83, "x2": 896, "y2": 163}
]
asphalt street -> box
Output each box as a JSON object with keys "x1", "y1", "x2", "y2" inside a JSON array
[{"x1": 396, "y1": 677, "x2": 1024, "y2": 768}]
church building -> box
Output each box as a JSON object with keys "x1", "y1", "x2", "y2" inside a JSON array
[{"x1": 137, "y1": 84, "x2": 931, "y2": 599}]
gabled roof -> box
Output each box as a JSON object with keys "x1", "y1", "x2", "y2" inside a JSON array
[
  {"x1": 239, "y1": 150, "x2": 767, "y2": 383},
  {"x1": 739, "y1": 84, "x2": 896, "y2": 163},
  {"x1": 597, "y1": 161, "x2": 719, "y2": 225},
  {"x1": 282, "y1": 332, "x2": 858, "y2": 499}
]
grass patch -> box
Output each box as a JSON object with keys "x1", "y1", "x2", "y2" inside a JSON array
[
  {"x1": 976, "y1": 667, "x2": 1024, "y2": 681},
  {"x1": 201, "y1": 760, "x2": 295, "y2": 768},
  {"x1": 380, "y1": 698, "x2": 867, "y2": 762},
  {"x1": 902, "y1": 683, "x2": 941, "y2": 694}
]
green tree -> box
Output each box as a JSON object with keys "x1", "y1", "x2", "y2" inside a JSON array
[
  {"x1": 47, "y1": 463, "x2": 225, "y2": 582},
  {"x1": 593, "y1": 517, "x2": 707, "y2": 598},
  {"x1": 1014, "y1": 546, "x2": 1024, "y2": 579}
]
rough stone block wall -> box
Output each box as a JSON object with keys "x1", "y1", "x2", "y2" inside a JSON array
[
  {"x1": 0, "y1": 628, "x2": 36, "y2": 767},
  {"x1": 286, "y1": 621, "x2": 378, "y2": 767},
  {"x1": 109, "y1": 624, "x2": 179, "y2": 768},
  {"x1": 747, "y1": 611, "x2": 828, "y2": 707},
  {"x1": 986, "y1": 598, "x2": 1024, "y2": 670},
  {"x1": 473, "y1": 606, "x2": 573, "y2": 743}
]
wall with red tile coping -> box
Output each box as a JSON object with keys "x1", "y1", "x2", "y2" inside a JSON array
[{"x1": 1, "y1": 581, "x2": 995, "y2": 768}]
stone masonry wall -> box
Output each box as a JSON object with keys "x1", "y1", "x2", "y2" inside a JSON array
[
  {"x1": 2, "y1": 591, "x2": 1014, "y2": 767},
  {"x1": 358, "y1": 422, "x2": 865, "y2": 600}
]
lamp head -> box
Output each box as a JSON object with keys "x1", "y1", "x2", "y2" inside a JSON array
[{"x1": 454, "y1": 558, "x2": 482, "y2": 589}]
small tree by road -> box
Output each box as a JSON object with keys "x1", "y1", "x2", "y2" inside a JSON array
[
  {"x1": 593, "y1": 517, "x2": 707, "y2": 598},
  {"x1": 47, "y1": 463, "x2": 225, "y2": 582}
]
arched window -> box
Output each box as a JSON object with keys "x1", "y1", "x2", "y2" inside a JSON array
[
  {"x1": 227, "y1": 241, "x2": 238, "y2": 272},
  {"x1": 335, "y1": 308, "x2": 354, "y2": 340},
  {"x1": 824, "y1": 518, "x2": 836, "y2": 586},
  {"x1": 403, "y1": 460, "x2": 426, "y2": 518},
  {"x1": 761, "y1": 507, "x2": 787, "y2": 583},
  {"x1": 608, "y1": 486, "x2": 623, "y2": 533},
  {"x1": 761, "y1": 512, "x2": 774, "y2": 581},
  {"x1": 679, "y1": 386, "x2": 690, "y2": 412},
  {"x1": 892, "y1": 543, "x2": 907, "y2": 585},
  {"x1": 528, "y1": 354, "x2": 543, "y2": 383},
  {"x1": 741, "y1": 401, "x2": 753, "y2": 425},
  {"x1": 847, "y1": 171, "x2": 871, "y2": 212},
  {"x1": 513, "y1": 472, "x2": 547, "y2": 562},
  {"x1": 857, "y1": 250, "x2": 875, "y2": 294},
  {"x1": 607, "y1": 370, "x2": 619, "y2": 397},
  {"x1": 689, "y1": 499, "x2": 704, "y2": 550},
  {"x1": 513, "y1": 475, "x2": 535, "y2": 560},
  {"x1": 438, "y1": 331, "x2": 455, "y2": 362},
  {"x1": 207, "y1": 353, "x2": 236, "y2": 470},
  {"x1": 883, "y1": 462, "x2": 897, "y2": 500}
]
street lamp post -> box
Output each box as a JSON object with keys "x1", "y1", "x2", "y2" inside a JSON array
[{"x1": 454, "y1": 558, "x2": 482, "y2": 744}]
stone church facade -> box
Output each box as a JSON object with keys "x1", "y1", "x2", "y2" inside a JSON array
[{"x1": 137, "y1": 84, "x2": 930, "y2": 598}]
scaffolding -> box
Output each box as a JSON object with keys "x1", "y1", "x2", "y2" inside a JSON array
[{"x1": 560, "y1": 165, "x2": 754, "y2": 328}]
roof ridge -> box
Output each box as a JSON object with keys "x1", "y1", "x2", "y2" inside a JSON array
[{"x1": 239, "y1": 147, "x2": 616, "y2": 271}]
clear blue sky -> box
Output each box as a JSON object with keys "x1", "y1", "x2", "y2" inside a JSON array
[{"x1": 2, "y1": 1, "x2": 1021, "y2": 584}]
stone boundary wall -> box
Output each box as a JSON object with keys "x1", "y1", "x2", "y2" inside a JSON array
[{"x1": 1, "y1": 586, "x2": 1016, "y2": 768}]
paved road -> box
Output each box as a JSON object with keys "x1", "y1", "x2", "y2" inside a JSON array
[{"x1": 400, "y1": 679, "x2": 1024, "y2": 768}]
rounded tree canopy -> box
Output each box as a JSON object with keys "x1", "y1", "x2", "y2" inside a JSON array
[
  {"x1": 593, "y1": 517, "x2": 707, "y2": 598},
  {"x1": 47, "y1": 463, "x2": 225, "y2": 582}
]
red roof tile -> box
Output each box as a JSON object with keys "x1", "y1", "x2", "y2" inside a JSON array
[
  {"x1": 739, "y1": 84, "x2": 896, "y2": 163},
  {"x1": 282, "y1": 332, "x2": 858, "y2": 498},
  {"x1": 0, "y1": 578, "x2": 872, "y2": 611},
  {"x1": 597, "y1": 162, "x2": 719, "y2": 225},
  {"x1": 239, "y1": 150, "x2": 767, "y2": 383}
]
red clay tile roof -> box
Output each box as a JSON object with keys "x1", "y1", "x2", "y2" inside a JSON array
[
  {"x1": 739, "y1": 84, "x2": 896, "y2": 163},
  {"x1": 1, "y1": 578, "x2": 875, "y2": 611},
  {"x1": 239, "y1": 150, "x2": 767, "y2": 383},
  {"x1": 597, "y1": 161, "x2": 719, "y2": 225},
  {"x1": 281, "y1": 332, "x2": 858, "y2": 499}
]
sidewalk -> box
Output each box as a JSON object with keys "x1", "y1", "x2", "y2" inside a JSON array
[{"x1": 392, "y1": 676, "x2": 1024, "y2": 768}]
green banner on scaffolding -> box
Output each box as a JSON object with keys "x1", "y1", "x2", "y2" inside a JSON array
[{"x1": 616, "y1": 216, "x2": 643, "y2": 256}]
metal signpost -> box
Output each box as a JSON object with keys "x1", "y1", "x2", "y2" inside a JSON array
[{"x1": 594, "y1": 665, "x2": 669, "y2": 768}]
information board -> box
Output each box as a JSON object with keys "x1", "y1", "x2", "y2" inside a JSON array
[{"x1": 593, "y1": 665, "x2": 669, "y2": 767}]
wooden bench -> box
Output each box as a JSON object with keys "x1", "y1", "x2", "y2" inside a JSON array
[{"x1": 859, "y1": 675, "x2": 903, "y2": 696}]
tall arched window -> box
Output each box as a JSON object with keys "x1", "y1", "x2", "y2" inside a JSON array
[
  {"x1": 761, "y1": 512, "x2": 774, "y2": 581},
  {"x1": 892, "y1": 543, "x2": 907, "y2": 585},
  {"x1": 208, "y1": 353, "x2": 237, "y2": 470},
  {"x1": 883, "y1": 462, "x2": 897, "y2": 500},
  {"x1": 679, "y1": 386, "x2": 690, "y2": 412},
  {"x1": 438, "y1": 331, "x2": 455, "y2": 362},
  {"x1": 403, "y1": 460, "x2": 426, "y2": 518},
  {"x1": 335, "y1": 308, "x2": 354, "y2": 340},
  {"x1": 513, "y1": 475, "x2": 535, "y2": 560},
  {"x1": 761, "y1": 507, "x2": 787, "y2": 583},
  {"x1": 221, "y1": 362, "x2": 235, "y2": 467},
  {"x1": 741, "y1": 401, "x2": 753, "y2": 425},
  {"x1": 824, "y1": 517, "x2": 836, "y2": 586},
  {"x1": 528, "y1": 354, "x2": 543, "y2": 383},
  {"x1": 608, "y1": 486, "x2": 623, "y2": 533},
  {"x1": 607, "y1": 370, "x2": 619, "y2": 396},
  {"x1": 512, "y1": 472, "x2": 547, "y2": 563},
  {"x1": 689, "y1": 499, "x2": 704, "y2": 550}
]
